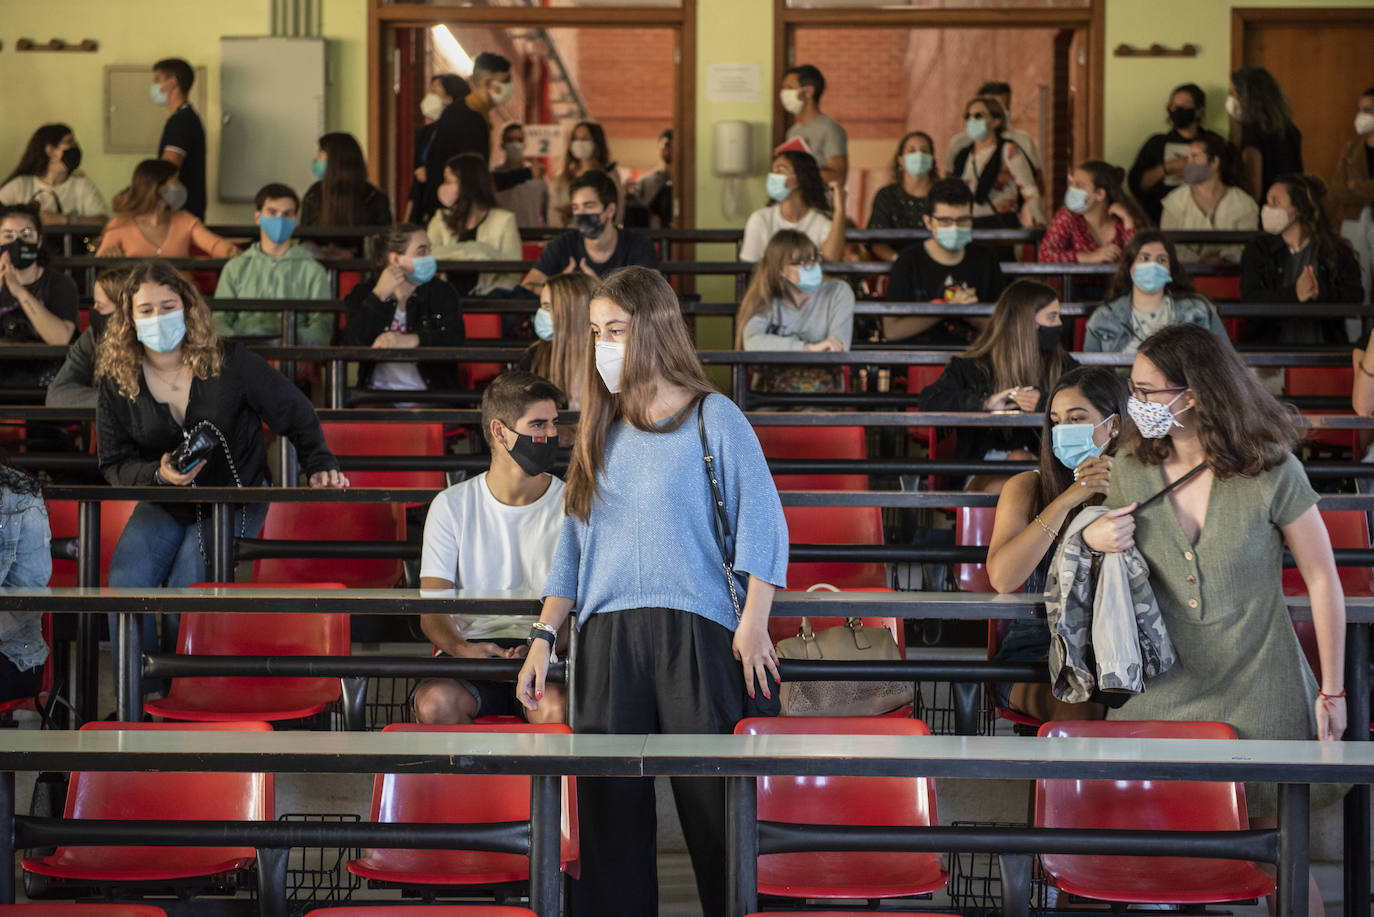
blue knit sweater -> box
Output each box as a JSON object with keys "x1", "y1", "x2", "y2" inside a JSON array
[{"x1": 544, "y1": 393, "x2": 789, "y2": 630}]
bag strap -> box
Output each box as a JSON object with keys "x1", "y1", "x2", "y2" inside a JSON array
[
  {"x1": 1134, "y1": 462, "x2": 1207, "y2": 514},
  {"x1": 697, "y1": 397, "x2": 742, "y2": 621}
]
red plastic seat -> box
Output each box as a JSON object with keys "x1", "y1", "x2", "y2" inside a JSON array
[
  {"x1": 22, "y1": 721, "x2": 273, "y2": 884},
  {"x1": 459, "y1": 314, "x2": 503, "y2": 389},
  {"x1": 0, "y1": 907, "x2": 168, "y2": 916},
  {"x1": 1282, "y1": 508, "x2": 1373, "y2": 682},
  {"x1": 347, "y1": 723, "x2": 578, "y2": 888},
  {"x1": 755, "y1": 425, "x2": 867, "y2": 492},
  {"x1": 144, "y1": 582, "x2": 350, "y2": 722},
  {"x1": 954, "y1": 506, "x2": 998, "y2": 594},
  {"x1": 252, "y1": 501, "x2": 405, "y2": 588},
  {"x1": 905, "y1": 365, "x2": 956, "y2": 490},
  {"x1": 784, "y1": 506, "x2": 887, "y2": 590},
  {"x1": 1287, "y1": 366, "x2": 1358, "y2": 452},
  {"x1": 1035, "y1": 719, "x2": 1275, "y2": 904},
  {"x1": 735, "y1": 716, "x2": 947, "y2": 900},
  {"x1": 321, "y1": 422, "x2": 446, "y2": 489},
  {"x1": 305, "y1": 909, "x2": 535, "y2": 916},
  {"x1": 45, "y1": 500, "x2": 139, "y2": 587}
]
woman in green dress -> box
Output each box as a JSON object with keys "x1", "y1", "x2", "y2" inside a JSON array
[{"x1": 1082, "y1": 322, "x2": 1346, "y2": 915}]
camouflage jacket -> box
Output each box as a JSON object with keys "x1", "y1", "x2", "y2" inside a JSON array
[{"x1": 1046, "y1": 506, "x2": 1177, "y2": 703}]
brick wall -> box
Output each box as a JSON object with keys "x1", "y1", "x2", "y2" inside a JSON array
[{"x1": 572, "y1": 28, "x2": 676, "y2": 146}]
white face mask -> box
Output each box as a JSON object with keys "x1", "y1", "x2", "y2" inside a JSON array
[
  {"x1": 1261, "y1": 204, "x2": 1293, "y2": 235},
  {"x1": 489, "y1": 79, "x2": 515, "y2": 105},
  {"x1": 419, "y1": 93, "x2": 445, "y2": 121},
  {"x1": 595, "y1": 340, "x2": 625, "y2": 393},
  {"x1": 779, "y1": 88, "x2": 806, "y2": 115},
  {"x1": 1356, "y1": 112, "x2": 1374, "y2": 136},
  {"x1": 570, "y1": 139, "x2": 596, "y2": 162},
  {"x1": 1225, "y1": 96, "x2": 1243, "y2": 120}
]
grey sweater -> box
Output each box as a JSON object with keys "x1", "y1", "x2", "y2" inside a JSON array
[
  {"x1": 45, "y1": 325, "x2": 98, "y2": 408},
  {"x1": 741, "y1": 280, "x2": 855, "y2": 351}
]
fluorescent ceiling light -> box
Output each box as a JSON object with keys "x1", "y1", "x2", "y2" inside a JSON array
[{"x1": 431, "y1": 25, "x2": 473, "y2": 77}]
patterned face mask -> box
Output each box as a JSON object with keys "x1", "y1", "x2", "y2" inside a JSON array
[{"x1": 1127, "y1": 391, "x2": 1190, "y2": 438}]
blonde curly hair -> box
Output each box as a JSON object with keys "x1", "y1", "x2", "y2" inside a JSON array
[{"x1": 94, "y1": 260, "x2": 222, "y2": 400}]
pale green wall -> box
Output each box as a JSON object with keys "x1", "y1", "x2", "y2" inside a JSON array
[{"x1": 0, "y1": 0, "x2": 368, "y2": 224}]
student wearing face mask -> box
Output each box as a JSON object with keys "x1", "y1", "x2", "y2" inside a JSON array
[
  {"x1": 548, "y1": 121, "x2": 622, "y2": 229},
  {"x1": 213, "y1": 183, "x2": 333, "y2": 345},
  {"x1": 1160, "y1": 133, "x2": 1258, "y2": 265},
  {"x1": 345, "y1": 223, "x2": 466, "y2": 396},
  {"x1": 424, "y1": 54, "x2": 534, "y2": 218},
  {"x1": 1084, "y1": 324, "x2": 1345, "y2": 915},
  {"x1": 517, "y1": 266, "x2": 788, "y2": 917},
  {"x1": 945, "y1": 81, "x2": 1042, "y2": 180},
  {"x1": 1085, "y1": 232, "x2": 1226, "y2": 354},
  {"x1": 1240, "y1": 174, "x2": 1362, "y2": 346},
  {"x1": 1128, "y1": 83, "x2": 1227, "y2": 227},
  {"x1": 882, "y1": 178, "x2": 1006, "y2": 345},
  {"x1": 415, "y1": 371, "x2": 569, "y2": 725},
  {"x1": 47, "y1": 267, "x2": 130, "y2": 408},
  {"x1": 95, "y1": 160, "x2": 237, "y2": 259},
  {"x1": 953, "y1": 95, "x2": 1043, "y2": 230},
  {"x1": 779, "y1": 64, "x2": 848, "y2": 184},
  {"x1": 739, "y1": 150, "x2": 845, "y2": 264},
  {"x1": 0, "y1": 204, "x2": 78, "y2": 393},
  {"x1": 985, "y1": 366, "x2": 1127, "y2": 721},
  {"x1": 523, "y1": 272, "x2": 593, "y2": 410},
  {"x1": 1229, "y1": 67, "x2": 1303, "y2": 199},
  {"x1": 407, "y1": 73, "x2": 470, "y2": 224},
  {"x1": 1037, "y1": 160, "x2": 1143, "y2": 266},
  {"x1": 1, "y1": 124, "x2": 108, "y2": 225},
  {"x1": 493, "y1": 123, "x2": 550, "y2": 228},
  {"x1": 151, "y1": 58, "x2": 207, "y2": 220},
  {"x1": 867, "y1": 130, "x2": 939, "y2": 263},
  {"x1": 521, "y1": 171, "x2": 657, "y2": 294},
  {"x1": 1329, "y1": 87, "x2": 1374, "y2": 303},
  {"x1": 301, "y1": 133, "x2": 393, "y2": 259},
  {"x1": 916, "y1": 280, "x2": 1076, "y2": 492},
  {"x1": 427, "y1": 153, "x2": 521, "y2": 296}
]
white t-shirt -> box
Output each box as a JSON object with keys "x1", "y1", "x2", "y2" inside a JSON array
[
  {"x1": 0, "y1": 172, "x2": 108, "y2": 219},
  {"x1": 739, "y1": 206, "x2": 833, "y2": 262},
  {"x1": 419, "y1": 472, "x2": 566, "y2": 641},
  {"x1": 367, "y1": 306, "x2": 426, "y2": 391}
]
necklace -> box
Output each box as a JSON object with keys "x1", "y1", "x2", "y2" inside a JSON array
[{"x1": 145, "y1": 360, "x2": 189, "y2": 390}]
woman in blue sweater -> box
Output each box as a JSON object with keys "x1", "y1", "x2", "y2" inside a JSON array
[{"x1": 517, "y1": 265, "x2": 788, "y2": 917}]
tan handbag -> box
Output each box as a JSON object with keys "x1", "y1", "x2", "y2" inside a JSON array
[{"x1": 774, "y1": 613, "x2": 915, "y2": 717}]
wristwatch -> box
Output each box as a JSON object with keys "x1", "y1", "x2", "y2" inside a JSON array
[{"x1": 527, "y1": 622, "x2": 558, "y2": 662}]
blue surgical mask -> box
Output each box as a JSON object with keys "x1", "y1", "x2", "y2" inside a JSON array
[
  {"x1": 1064, "y1": 187, "x2": 1090, "y2": 214},
  {"x1": 934, "y1": 225, "x2": 972, "y2": 251},
  {"x1": 259, "y1": 215, "x2": 296, "y2": 245},
  {"x1": 766, "y1": 172, "x2": 791, "y2": 202},
  {"x1": 311, "y1": 158, "x2": 327, "y2": 181},
  {"x1": 406, "y1": 254, "x2": 437, "y2": 285},
  {"x1": 150, "y1": 82, "x2": 169, "y2": 106},
  {"x1": 794, "y1": 263, "x2": 823, "y2": 293},
  {"x1": 1052, "y1": 415, "x2": 1115, "y2": 470},
  {"x1": 902, "y1": 151, "x2": 934, "y2": 178},
  {"x1": 965, "y1": 117, "x2": 988, "y2": 142},
  {"x1": 135, "y1": 310, "x2": 187, "y2": 353},
  {"x1": 534, "y1": 308, "x2": 554, "y2": 341},
  {"x1": 1132, "y1": 261, "x2": 1172, "y2": 294}
]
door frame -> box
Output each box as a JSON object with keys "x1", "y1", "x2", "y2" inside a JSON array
[
  {"x1": 771, "y1": 0, "x2": 1105, "y2": 160},
  {"x1": 367, "y1": 0, "x2": 697, "y2": 228}
]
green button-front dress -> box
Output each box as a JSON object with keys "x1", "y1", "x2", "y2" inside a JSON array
[{"x1": 1104, "y1": 450, "x2": 1320, "y2": 818}]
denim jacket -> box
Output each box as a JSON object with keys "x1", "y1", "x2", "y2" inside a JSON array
[
  {"x1": 1083, "y1": 293, "x2": 1227, "y2": 353},
  {"x1": 0, "y1": 488, "x2": 52, "y2": 672}
]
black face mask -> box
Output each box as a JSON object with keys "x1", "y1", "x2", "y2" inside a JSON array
[
  {"x1": 61, "y1": 145, "x2": 82, "y2": 173},
  {"x1": 505, "y1": 430, "x2": 559, "y2": 477},
  {"x1": 2, "y1": 237, "x2": 40, "y2": 270},
  {"x1": 575, "y1": 211, "x2": 606, "y2": 240},
  {"x1": 1168, "y1": 106, "x2": 1196, "y2": 129},
  {"x1": 88, "y1": 309, "x2": 110, "y2": 339},
  {"x1": 1038, "y1": 323, "x2": 1062, "y2": 352}
]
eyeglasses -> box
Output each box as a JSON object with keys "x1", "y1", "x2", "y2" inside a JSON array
[
  {"x1": 1128, "y1": 383, "x2": 1186, "y2": 402},
  {"x1": 930, "y1": 216, "x2": 974, "y2": 228},
  {"x1": 0, "y1": 228, "x2": 38, "y2": 243},
  {"x1": 789, "y1": 258, "x2": 818, "y2": 269}
]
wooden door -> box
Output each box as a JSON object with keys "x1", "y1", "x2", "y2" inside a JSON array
[{"x1": 1235, "y1": 8, "x2": 1374, "y2": 184}]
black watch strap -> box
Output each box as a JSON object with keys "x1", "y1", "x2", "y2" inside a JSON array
[{"x1": 528, "y1": 626, "x2": 556, "y2": 648}]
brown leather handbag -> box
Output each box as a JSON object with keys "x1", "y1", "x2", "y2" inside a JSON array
[{"x1": 774, "y1": 610, "x2": 914, "y2": 717}]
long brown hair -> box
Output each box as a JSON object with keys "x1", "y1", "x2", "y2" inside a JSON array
[
  {"x1": 1107, "y1": 230, "x2": 1204, "y2": 301},
  {"x1": 1132, "y1": 323, "x2": 1304, "y2": 477},
  {"x1": 735, "y1": 229, "x2": 818, "y2": 349},
  {"x1": 1273, "y1": 173, "x2": 1355, "y2": 277},
  {"x1": 440, "y1": 153, "x2": 498, "y2": 241},
  {"x1": 1036, "y1": 367, "x2": 1129, "y2": 512},
  {"x1": 316, "y1": 132, "x2": 371, "y2": 227},
  {"x1": 564, "y1": 266, "x2": 716, "y2": 520},
  {"x1": 114, "y1": 159, "x2": 178, "y2": 219},
  {"x1": 94, "y1": 260, "x2": 222, "y2": 400},
  {"x1": 1077, "y1": 159, "x2": 1151, "y2": 229},
  {"x1": 889, "y1": 130, "x2": 938, "y2": 185},
  {"x1": 963, "y1": 279, "x2": 1064, "y2": 395},
  {"x1": 530, "y1": 272, "x2": 594, "y2": 404}
]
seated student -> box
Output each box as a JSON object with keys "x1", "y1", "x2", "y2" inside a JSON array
[
  {"x1": 1085, "y1": 231, "x2": 1227, "y2": 354},
  {"x1": 493, "y1": 123, "x2": 549, "y2": 228},
  {"x1": 524, "y1": 272, "x2": 594, "y2": 410},
  {"x1": 882, "y1": 177, "x2": 1006, "y2": 345},
  {"x1": 344, "y1": 223, "x2": 466, "y2": 395},
  {"x1": 0, "y1": 124, "x2": 108, "y2": 225},
  {"x1": 427, "y1": 153, "x2": 522, "y2": 296},
  {"x1": 1160, "y1": 133, "x2": 1259, "y2": 265},
  {"x1": 548, "y1": 121, "x2": 621, "y2": 229},
  {"x1": 953, "y1": 95, "x2": 1043, "y2": 229},
  {"x1": 212, "y1": 183, "x2": 334, "y2": 345},
  {"x1": 47, "y1": 266, "x2": 128, "y2": 407},
  {"x1": 520, "y1": 170, "x2": 657, "y2": 294},
  {"x1": 984, "y1": 366, "x2": 1126, "y2": 721},
  {"x1": 1128, "y1": 83, "x2": 1226, "y2": 226},
  {"x1": 1037, "y1": 160, "x2": 1142, "y2": 264},
  {"x1": 415, "y1": 371, "x2": 568, "y2": 725},
  {"x1": 95, "y1": 159, "x2": 237, "y2": 259},
  {"x1": 779, "y1": 64, "x2": 849, "y2": 184},
  {"x1": 625, "y1": 128, "x2": 673, "y2": 229},
  {"x1": 0, "y1": 451, "x2": 51, "y2": 705},
  {"x1": 945, "y1": 80, "x2": 1042, "y2": 177},
  {"x1": 739, "y1": 150, "x2": 844, "y2": 264},
  {"x1": 916, "y1": 280, "x2": 1075, "y2": 492},
  {"x1": 301, "y1": 133, "x2": 393, "y2": 258},
  {"x1": 1, "y1": 205, "x2": 78, "y2": 394},
  {"x1": 1241, "y1": 174, "x2": 1363, "y2": 346},
  {"x1": 868, "y1": 130, "x2": 938, "y2": 263}
]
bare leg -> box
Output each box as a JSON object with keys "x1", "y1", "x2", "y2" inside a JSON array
[{"x1": 411, "y1": 678, "x2": 478, "y2": 724}]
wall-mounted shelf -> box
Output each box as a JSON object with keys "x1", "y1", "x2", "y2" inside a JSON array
[
  {"x1": 1114, "y1": 43, "x2": 1198, "y2": 58},
  {"x1": 16, "y1": 39, "x2": 99, "y2": 53}
]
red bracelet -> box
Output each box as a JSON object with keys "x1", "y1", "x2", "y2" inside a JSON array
[{"x1": 1319, "y1": 689, "x2": 1346, "y2": 699}]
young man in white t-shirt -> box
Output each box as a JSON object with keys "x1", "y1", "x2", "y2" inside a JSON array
[{"x1": 415, "y1": 371, "x2": 567, "y2": 724}]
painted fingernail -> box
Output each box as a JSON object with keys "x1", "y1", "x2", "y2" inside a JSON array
[
  {"x1": 763, "y1": 690, "x2": 771, "y2": 699},
  {"x1": 536, "y1": 691, "x2": 544, "y2": 700},
  {"x1": 748, "y1": 690, "x2": 755, "y2": 699}
]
